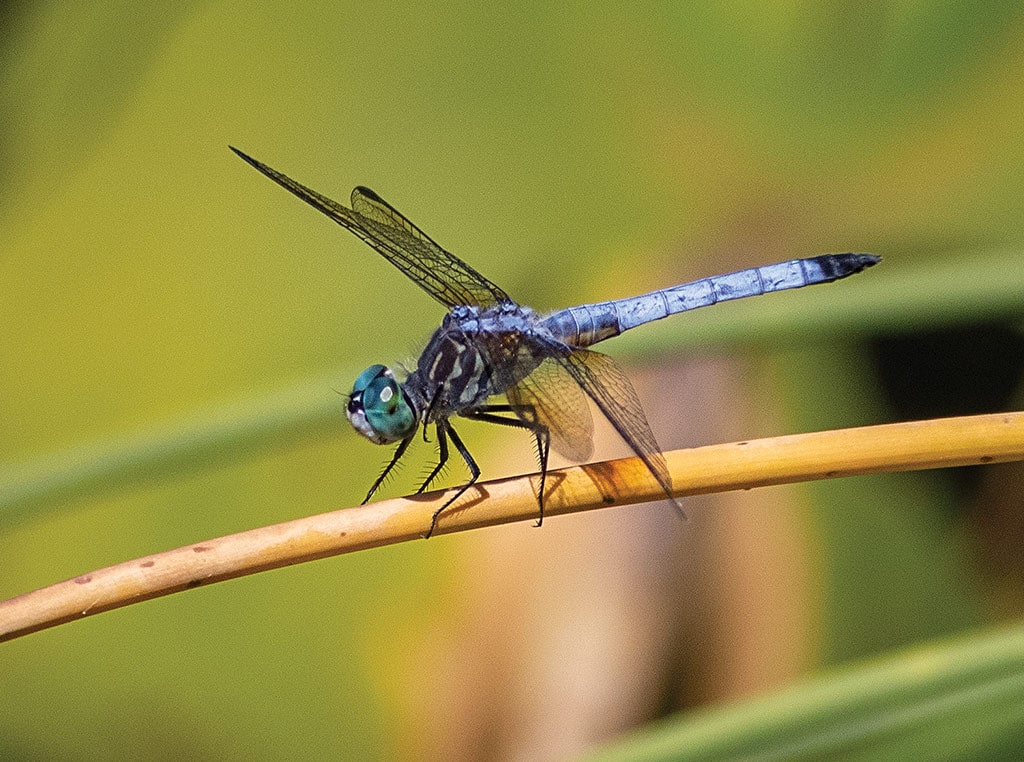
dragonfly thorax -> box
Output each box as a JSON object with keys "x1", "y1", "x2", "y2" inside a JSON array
[
  {"x1": 346, "y1": 364, "x2": 417, "y2": 444},
  {"x1": 400, "y1": 302, "x2": 550, "y2": 422}
]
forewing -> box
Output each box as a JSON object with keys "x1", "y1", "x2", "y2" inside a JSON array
[
  {"x1": 350, "y1": 187, "x2": 510, "y2": 307},
  {"x1": 507, "y1": 358, "x2": 594, "y2": 462},
  {"x1": 560, "y1": 349, "x2": 682, "y2": 511},
  {"x1": 231, "y1": 147, "x2": 509, "y2": 307}
]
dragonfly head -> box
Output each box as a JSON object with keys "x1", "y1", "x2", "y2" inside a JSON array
[{"x1": 347, "y1": 364, "x2": 417, "y2": 444}]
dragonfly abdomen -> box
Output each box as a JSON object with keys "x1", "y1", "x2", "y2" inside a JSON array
[{"x1": 543, "y1": 254, "x2": 879, "y2": 347}]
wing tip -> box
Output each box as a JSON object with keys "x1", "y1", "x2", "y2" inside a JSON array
[
  {"x1": 354, "y1": 185, "x2": 383, "y2": 202},
  {"x1": 229, "y1": 145, "x2": 269, "y2": 175},
  {"x1": 228, "y1": 144, "x2": 251, "y2": 162}
]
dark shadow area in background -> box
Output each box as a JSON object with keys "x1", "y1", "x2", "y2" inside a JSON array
[{"x1": 871, "y1": 321, "x2": 1024, "y2": 502}]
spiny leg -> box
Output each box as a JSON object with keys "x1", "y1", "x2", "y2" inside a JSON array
[
  {"x1": 463, "y1": 404, "x2": 551, "y2": 527},
  {"x1": 425, "y1": 421, "x2": 481, "y2": 539},
  {"x1": 534, "y1": 426, "x2": 550, "y2": 526},
  {"x1": 363, "y1": 435, "x2": 414, "y2": 504},
  {"x1": 417, "y1": 423, "x2": 449, "y2": 495}
]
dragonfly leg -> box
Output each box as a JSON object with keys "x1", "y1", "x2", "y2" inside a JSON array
[
  {"x1": 363, "y1": 435, "x2": 414, "y2": 504},
  {"x1": 421, "y1": 389, "x2": 444, "y2": 443},
  {"x1": 424, "y1": 421, "x2": 481, "y2": 539},
  {"x1": 417, "y1": 423, "x2": 449, "y2": 495},
  {"x1": 463, "y1": 404, "x2": 551, "y2": 527},
  {"x1": 534, "y1": 427, "x2": 550, "y2": 526}
]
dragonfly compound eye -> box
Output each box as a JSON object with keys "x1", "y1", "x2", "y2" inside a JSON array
[{"x1": 346, "y1": 365, "x2": 415, "y2": 444}]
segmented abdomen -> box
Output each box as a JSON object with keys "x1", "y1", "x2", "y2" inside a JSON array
[{"x1": 542, "y1": 254, "x2": 879, "y2": 347}]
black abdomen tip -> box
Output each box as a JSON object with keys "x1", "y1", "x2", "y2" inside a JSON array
[{"x1": 811, "y1": 253, "x2": 881, "y2": 281}]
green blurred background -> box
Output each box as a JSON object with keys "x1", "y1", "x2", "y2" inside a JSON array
[{"x1": 3, "y1": 2, "x2": 1024, "y2": 759}]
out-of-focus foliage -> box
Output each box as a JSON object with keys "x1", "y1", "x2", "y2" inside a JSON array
[
  {"x1": 588, "y1": 621, "x2": 1024, "y2": 761},
  {"x1": 2, "y1": 2, "x2": 1023, "y2": 759}
]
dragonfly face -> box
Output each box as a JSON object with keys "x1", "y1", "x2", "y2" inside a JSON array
[{"x1": 347, "y1": 364, "x2": 417, "y2": 444}]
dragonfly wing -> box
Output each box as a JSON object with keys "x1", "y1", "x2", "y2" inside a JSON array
[
  {"x1": 508, "y1": 358, "x2": 594, "y2": 462},
  {"x1": 231, "y1": 147, "x2": 509, "y2": 307},
  {"x1": 349, "y1": 186, "x2": 510, "y2": 307},
  {"x1": 559, "y1": 349, "x2": 682, "y2": 511}
]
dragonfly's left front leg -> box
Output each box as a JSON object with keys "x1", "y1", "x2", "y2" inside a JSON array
[
  {"x1": 422, "y1": 420, "x2": 482, "y2": 539},
  {"x1": 363, "y1": 435, "x2": 414, "y2": 504}
]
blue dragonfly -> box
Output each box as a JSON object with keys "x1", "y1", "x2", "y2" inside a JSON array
[{"x1": 231, "y1": 147, "x2": 879, "y2": 537}]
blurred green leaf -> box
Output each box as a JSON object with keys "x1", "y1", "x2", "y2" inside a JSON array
[
  {"x1": 0, "y1": 372, "x2": 348, "y2": 527},
  {"x1": 587, "y1": 622, "x2": 1024, "y2": 761}
]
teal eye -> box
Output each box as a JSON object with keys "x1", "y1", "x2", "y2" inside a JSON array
[
  {"x1": 346, "y1": 365, "x2": 416, "y2": 444},
  {"x1": 351, "y1": 364, "x2": 389, "y2": 397}
]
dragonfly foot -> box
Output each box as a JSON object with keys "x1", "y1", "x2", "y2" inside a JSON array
[
  {"x1": 423, "y1": 502, "x2": 450, "y2": 539},
  {"x1": 422, "y1": 487, "x2": 468, "y2": 539}
]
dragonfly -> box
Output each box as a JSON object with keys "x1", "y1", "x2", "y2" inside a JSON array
[{"x1": 231, "y1": 146, "x2": 880, "y2": 537}]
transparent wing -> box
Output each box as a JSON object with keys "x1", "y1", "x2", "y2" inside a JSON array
[
  {"x1": 231, "y1": 147, "x2": 510, "y2": 308},
  {"x1": 559, "y1": 349, "x2": 682, "y2": 511},
  {"x1": 507, "y1": 358, "x2": 594, "y2": 462}
]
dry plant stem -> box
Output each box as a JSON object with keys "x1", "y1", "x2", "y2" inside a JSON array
[{"x1": 2, "y1": 411, "x2": 1023, "y2": 643}]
